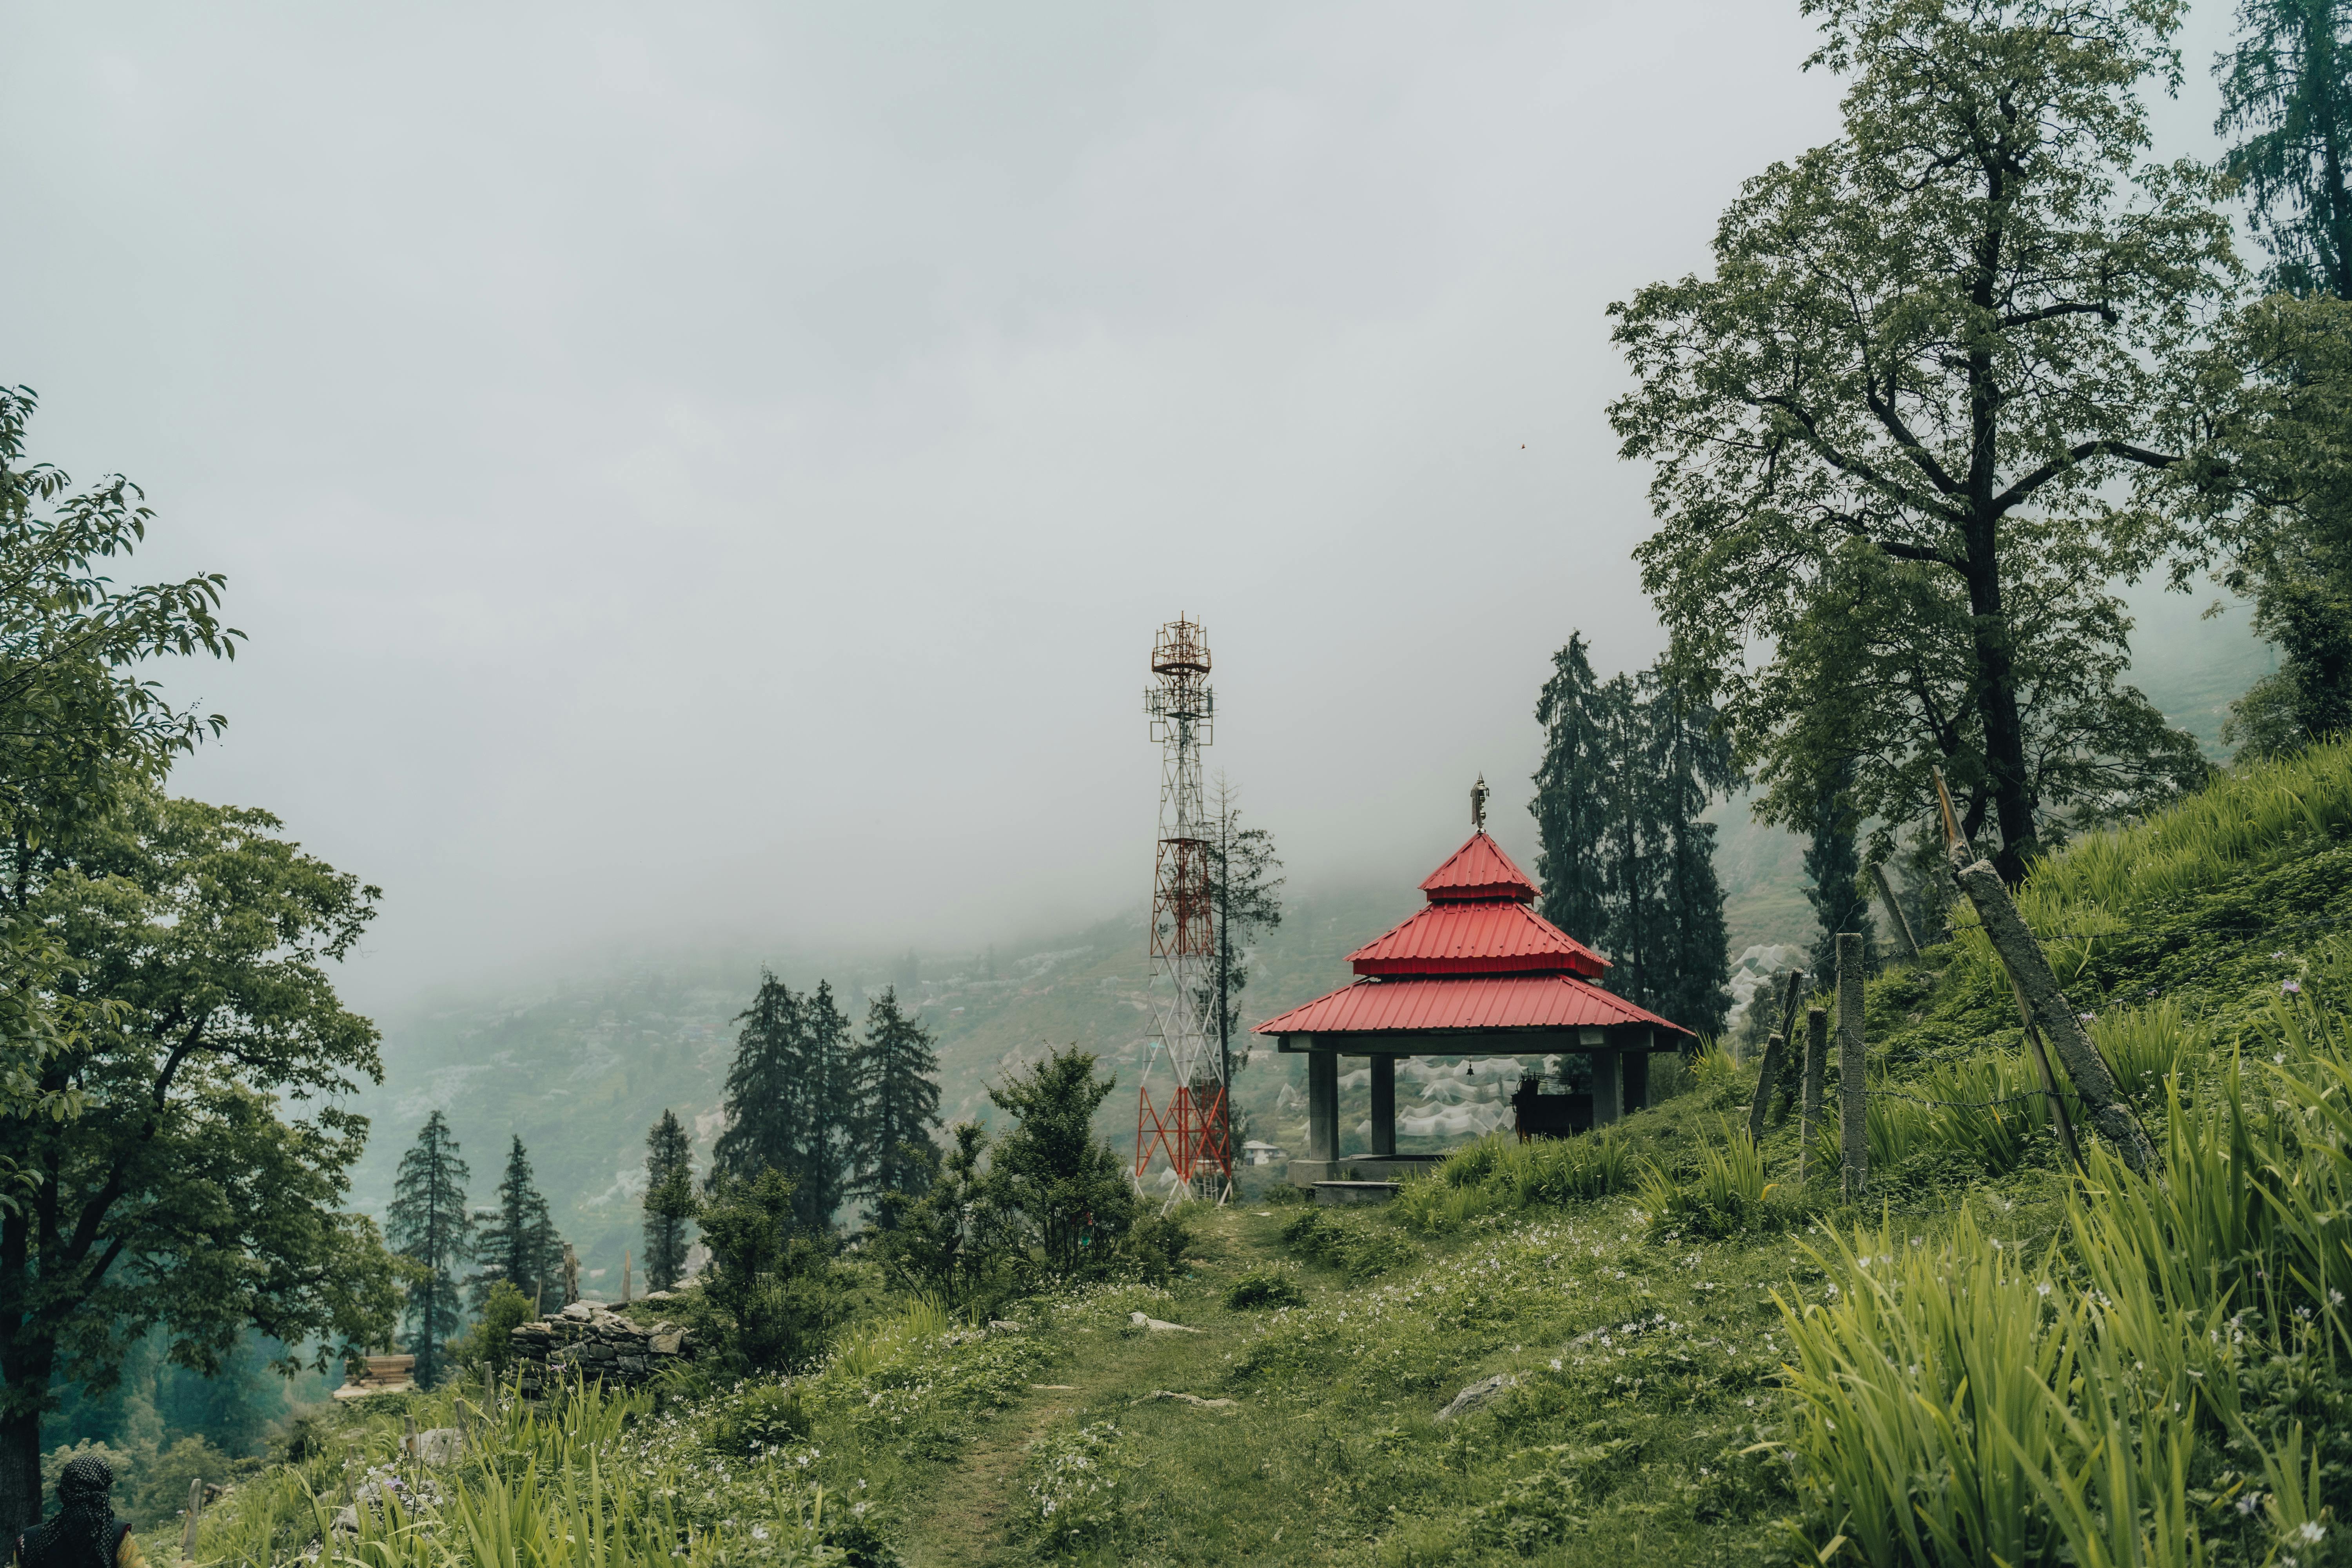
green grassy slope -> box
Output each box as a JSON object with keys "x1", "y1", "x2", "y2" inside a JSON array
[{"x1": 192, "y1": 739, "x2": 2352, "y2": 1566}]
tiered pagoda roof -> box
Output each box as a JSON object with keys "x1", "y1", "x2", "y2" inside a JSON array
[{"x1": 1254, "y1": 831, "x2": 1690, "y2": 1041}]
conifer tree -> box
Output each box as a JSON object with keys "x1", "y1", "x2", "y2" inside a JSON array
[
  {"x1": 1530, "y1": 634, "x2": 1611, "y2": 949},
  {"x1": 712, "y1": 970, "x2": 804, "y2": 1187},
  {"x1": 386, "y1": 1112, "x2": 472, "y2": 1389},
  {"x1": 795, "y1": 982, "x2": 859, "y2": 1230},
  {"x1": 1531, "y1": 633, "x2": 1735, "y2": 1034},
  {"x1": 713, "y1": 971, "x2": 857, "y2": 1231},
  {"x1": 1644, "y1": 678, "x2": 1737, "y2": 1035},
  {"x1": 641, "y1": 1109, "x2": 696, "y2": 1290},
  {"x1": 849, "y1": 988, "x2": 943, "y2": 1228},
  {"x1": 474, "y1": 1136, "x2": 563, "y2": 1313},
  {"x1": 2217, "y1": 0, "x2": 2352, "y2": 299}
]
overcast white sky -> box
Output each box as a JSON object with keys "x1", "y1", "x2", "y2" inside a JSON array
[{"x1": 0, "y1": 2, "x2": 2245, "y2": 1010}]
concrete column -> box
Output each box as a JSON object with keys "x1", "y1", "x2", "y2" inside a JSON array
[
  {"x1": 1369, "y1": 1054, "x2": 1397, "y2": 1156},
  {"x1": 1307, "y1": 1050, "x2": 1339, "y2": 1161},
  {"x1": 1590, "y1": 1049, "x2": 1623, "y2": 1126}
]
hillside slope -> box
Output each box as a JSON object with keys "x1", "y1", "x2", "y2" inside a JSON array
[{"x1": 190, "y1": 738, "x2": 2352, "y2": 1567}]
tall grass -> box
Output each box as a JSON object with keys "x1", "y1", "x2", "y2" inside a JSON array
[
  {"x1": 1637, "y1": 1120, "x2": 1775, "y2": 1237},
  {"x1": 1392, "y1": 1131, "x2": 1630, "y2": 1231},
  {"x1": 1778, "y1": 985, "x2": 2352, "y2": 1567}
]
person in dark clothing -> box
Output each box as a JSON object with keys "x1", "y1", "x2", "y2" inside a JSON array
[{"x1": 14, "y1": 1455, "x2": 144, "y2": 1568}]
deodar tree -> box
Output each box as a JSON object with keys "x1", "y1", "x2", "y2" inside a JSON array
[
  {"x1": 387, "y1": 1111, "x2": 473, "y2": 1390},
  {"x1": 1610, "y1": 0, "x2": 2234, "y2": 880}
]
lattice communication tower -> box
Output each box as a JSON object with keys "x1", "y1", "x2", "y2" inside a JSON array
[{"x1": 1135, "y1": 615, "x2": 1230, "y2": 1199}]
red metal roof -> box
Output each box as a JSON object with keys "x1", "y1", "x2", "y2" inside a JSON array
[
  {"x1": 1418, "y1": 833, "x2": 1539, "y2": 902},
  {"x1": 1347, "y1": 900, "x2": 1607, "y2": 979},
  {"x1": 1254, "y1": 973, "x2": 1688, "y2": 1038}
]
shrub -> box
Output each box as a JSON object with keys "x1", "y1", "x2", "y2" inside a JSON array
[
  {"x1": 1279, "y1": 1208, "x2": 1418, "y2": 1280},
  {"x1": 708, "y1": 1382, "x2": 811, "y2": 1456},
  {"x1": 1223, "y1": 1264, "x2": 1307, "y2": 1310},
  {"x1": 1396, "y1": 1131, "x2": 1632, "y2": 1231},
  {"x1": 697, "y1": 1167, "x2": 849, "y2": 1374},
  {"x1": 1116, "y1": 1209, "x2": 1193, "y2": 1285}
]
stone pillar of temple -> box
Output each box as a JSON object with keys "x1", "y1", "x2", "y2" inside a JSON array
[
  {"x1": 1591, "y1": 1049, "x2": 1624, "y2": 1126},
  {"x1": 1307, "y1": 1049, "x2": 1339, "y2": 1162},
  {"x1": 1368, "y1": 1054, "x2": 1397, "y2": 1156}
]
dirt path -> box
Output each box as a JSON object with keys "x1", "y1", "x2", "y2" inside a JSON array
[{"x1": 896, "y1": 1323, "x2": 1227, "y2": 1568}]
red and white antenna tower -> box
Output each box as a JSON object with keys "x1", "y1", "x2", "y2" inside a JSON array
[{"x1": 1135, "y1": 615, "x2": 1230, "y2": 1200}]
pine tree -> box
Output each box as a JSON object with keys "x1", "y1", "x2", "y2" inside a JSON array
[
  {"x1": 1206, "y1": 777, "x2": 1284, "y2": 1085},
  {"x1": 385, "y1": 1112, "x2": 472, "y2": 1389},
  {"x1": 796, "y1": 982, "x2": 859, "y2": 1230},
  {"x1": 1804, "y1": 759, "x2": 1877, "y2": 984},
  {"x1": 713, "y1": 971, "x2": 857, "y2": 1232},
  {"x1": 1530, "y1": 634, "x2": 1610, "y2": 949},
  {"x1": 849, "y1": 988, "x2": 943, "y2": 1228},
  {"x1": 2217, "y1": 0, "x2": 2352, "y2": 299},
  {"x1": 1531, "y1": 633, "x2": 1736, "y2": 1034},
  {"x1": 1643, "y1": 679, "x2": 1737, "y2": 1035},
  {"x1": 712, "y1": 970, "x2": 805, "y2": 1187},
  {"x1": 474, "y1": 1136, "x2": 564, "y2": 1314},
  {"x1": 642, "y1": 1110, "x2": 696, "y2": 1290}
]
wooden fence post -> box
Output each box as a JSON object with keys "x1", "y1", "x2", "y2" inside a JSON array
[
  {"x1": 1947, "y1": 848, "x2": 2156, "y2": 1175},
  {"x1": 1769, "y1": 970, "x2": 1806, "y2": 1120},
  {"x1": 1745, "y1": 1033, "x2": 1787, "y2": 1146},
  {"x1": 1872, "y1": 865, "x2": 1921, "y2": 958},
  {"x1": 1798, "y1": 1005, "x2": 1828, "y2": 1182},
  {"x1": 1837, "y1": 933, "x2": 1867, "y2": 1201},
  {"x1": 180, "y1": 1477, "x2": 204, "y2": 1562}
]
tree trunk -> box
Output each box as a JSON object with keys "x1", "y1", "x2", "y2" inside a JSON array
[
  {"x1": 1966, "y1": 548, "x2": 2039, "y2": 884},
  {"x1": 0, "y1": 1397, "x2": 43, "y2": 1537}
]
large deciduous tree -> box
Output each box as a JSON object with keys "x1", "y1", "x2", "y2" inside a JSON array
[
  {"x1": 1610, "y1": 0, "x2": 2233, "y2": 882},
  {"x1": 0, "y1": 387, "x2": 244, "y2": 1129},
  {"x1": 2217, "y1": 0, "x2": 2352, "y2": 299},
  {"x1": 0, "y1": 791, "x2": 399, "y2": 1533},
  {"x1": 386, "y1": 1111, "x2": 472, "y2": 1390},
  {"x1": 848, "y1": 988, "x2": 941, "y2": 1228}
]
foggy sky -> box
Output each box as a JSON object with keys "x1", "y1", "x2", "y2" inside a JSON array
[{"x1": 0, "y1": 3, "x2": 2244, "y2": 1011}]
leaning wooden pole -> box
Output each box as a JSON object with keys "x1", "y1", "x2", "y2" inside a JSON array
[
  {"x1": 1797, "y1": 1004, "x2": 1828, "y2": 1183},
  {"x1": 1930, "y1": 768, "x2": 2154, "y2": 1177},
  {"x1": 1837, "y1": 933, "x2": 1867, "y2": 1201},
  {"x1": 1872, "y1": 864, "x2": 1921, "y2": 958},
  {"x1": 1947, "y1": 846, "x2": 2155, "y2": 1176}
]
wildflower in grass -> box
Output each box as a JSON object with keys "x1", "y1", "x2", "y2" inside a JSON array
[
  {"x1": 2297, "y1": 1523, "x2": 2326, "y2": 1544},
  {"x1": 2283, "y1": 980, "x2": 2302, "y2": 995}
]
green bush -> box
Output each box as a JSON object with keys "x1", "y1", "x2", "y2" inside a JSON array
[
  {"x1": 1115, "y1": 1209, "x2": 1193, "y2": 1285},
  {"x1": 1279, "y1": 1207, "x2": 1418, "y2": 1280},
  {"x1": 1394, "y1": 1131, "x2": 1632, "y2": 1231},
  {"x1": 1223, "y1": 1263, "x2": 1306, "y2": 1310},
  {"x1": 708, "y1": 1382, "x2": 810, "y2": 1455}
]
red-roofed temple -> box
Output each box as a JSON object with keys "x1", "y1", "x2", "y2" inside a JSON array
[{"x1": 1254, "y1": 824, "x2": 1691, "y2": 1185}]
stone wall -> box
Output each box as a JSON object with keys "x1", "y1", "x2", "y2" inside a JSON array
[{"x1": 508, "y1": 1299, "x2": 693, "y2": 1398}]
